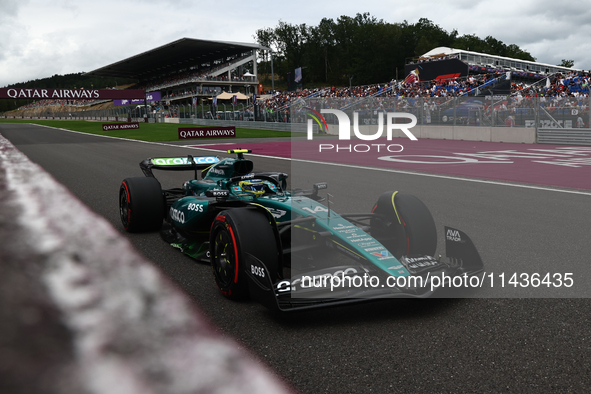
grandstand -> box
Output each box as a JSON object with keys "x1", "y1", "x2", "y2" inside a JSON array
[
  {"x1": 85, "y1": 38, "x2": 267, "y2": 105},
  {"x1": 6, "y1": 39, "x2": 589, "y2": 132},
  {"x1": 411, "y1": 47, "x2": 578, "y2": 79}
]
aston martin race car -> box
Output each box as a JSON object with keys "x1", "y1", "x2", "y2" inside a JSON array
[{"x1": 119, "y1": 149, "x2": 483, "y2": 311}]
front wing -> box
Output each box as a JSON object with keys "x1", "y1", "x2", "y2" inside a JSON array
[{"x1": 244, "y1": 226, "x2": 484, "y2": 312}]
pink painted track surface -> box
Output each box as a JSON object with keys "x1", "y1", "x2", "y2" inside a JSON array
[{"x1": 193, "y1": 139, "x2": 591, "y2": 191}]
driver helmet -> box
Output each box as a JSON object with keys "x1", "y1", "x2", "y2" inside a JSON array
[{"x1": 239, "y1": 179, "x2": 265, "y2": 197}]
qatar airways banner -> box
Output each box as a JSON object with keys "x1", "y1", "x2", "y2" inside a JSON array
[
  {"x1": 0, "y1": 88, "x2": 146, "y2": 100},
  {"x1": 102, "y1": 122, "x2": 140, "y2": 131},
  {"x1": 178, "y1": 127, "x2": 236, "y2": 139}
]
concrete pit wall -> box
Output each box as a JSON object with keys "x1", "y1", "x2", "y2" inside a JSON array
[
  {"x1": 325, "y1": 124, "x2": 536, "y2": 144},
  {"x1": 0, "y1": 135, "x2": 292, "y2": 394}
]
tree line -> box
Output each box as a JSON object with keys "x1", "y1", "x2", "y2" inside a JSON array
[{"x1": 254, "y1": 14, "x2": 538, "y2": 88}]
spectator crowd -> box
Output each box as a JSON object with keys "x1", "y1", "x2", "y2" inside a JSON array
[
  {"x1": 259, "y1": 70, "x2": 591, "y2": 112},
  {"x1": 11, "y1": 64, "x2": 591, "y2": 127}
]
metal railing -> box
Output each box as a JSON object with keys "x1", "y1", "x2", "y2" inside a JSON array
[
  {"x1": 289, "y1": 96, "x2": 589, "y2": 127},
  {"x1": 8, "y1": 96, "x2": 590, "y2": 129},
  {"x1": 538, "y1": 129, "x2": 591, "y2": 145},
  {"x1": 6, "y1": 96, "x2": 591, "y2": 145}
]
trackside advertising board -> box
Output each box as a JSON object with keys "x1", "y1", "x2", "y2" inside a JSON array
[
  {"x1": 102, "y1": 123, "x2": 140, "y2": 131},
  {"x1": 178, "y1": 127, "x2": 236, "y2": 139},
  {"x1": 114, "y1": 92, "x2": 162, "y2": 106}
]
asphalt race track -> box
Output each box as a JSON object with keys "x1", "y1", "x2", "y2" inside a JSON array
[{"x1": 2, "y1": 123, "x2": 591, "y2": 393}]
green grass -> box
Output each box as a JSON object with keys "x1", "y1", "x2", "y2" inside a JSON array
[{"x1": 0, "y1": 119, "x2": 291, "y2": 141}]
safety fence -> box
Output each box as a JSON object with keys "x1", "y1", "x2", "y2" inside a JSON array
[
  {"x1": 4, "y1": 96, "x2": 591, "y2": 145},
  {"x1": 292, "y1": 96, "x2": 590, "y2": 128}
]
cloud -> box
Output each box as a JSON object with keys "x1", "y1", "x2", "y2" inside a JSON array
[
  {"x1": 2, "y1": 0, "x2": 591, "y2": 87},
  {"x1": 0, "y1": 0, "x2": 28, "y2": 64}
]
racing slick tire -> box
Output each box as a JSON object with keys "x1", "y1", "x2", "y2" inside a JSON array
[
  {"x1": 371, "y1": 192, "x2": 437, "y2": 258},
  {"x1": 209, "y1": 208, "x2": 279, "y2": 300},
  {"x1": 119, "y1": 177, "x2": 165, "y2": 232}
]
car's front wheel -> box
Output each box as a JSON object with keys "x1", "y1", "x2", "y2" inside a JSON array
[
  {"x1": 370, "y1": 192, "x2": 437, "y2": 258},
  {"x1": 119, "y1": 177, "x2": 164, "y2": 232},
  {"x1": 209, "y1": 208, "x2": 279, "y2": 300}
]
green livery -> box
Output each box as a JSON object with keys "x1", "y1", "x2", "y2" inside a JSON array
[{"x1": 119, "y1": 149, "x2": 484, "y2": 312}]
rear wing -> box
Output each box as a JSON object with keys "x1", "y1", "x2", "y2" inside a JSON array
[{"x1": 140, "y1": 155, "x2": 220, "y2": 178}]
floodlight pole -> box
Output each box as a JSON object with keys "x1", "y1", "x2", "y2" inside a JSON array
[{"x1": 270, "y1": 50, "x2": 275, "y2": 93}]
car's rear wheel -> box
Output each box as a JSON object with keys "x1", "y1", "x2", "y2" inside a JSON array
[
  {"x1": 119, "y1": 177, "x2": 164, "y2": 232},
  {"x1": 371, "y1": 192, "x2": 437, "y2": 258},
  {"x1": 210, "y1": 208, "x2": 279, "y2": 300}
]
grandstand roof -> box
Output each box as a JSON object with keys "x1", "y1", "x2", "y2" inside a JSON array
[
  {"x1": 420, "y1": 46, "x2": 578, "y2": 74},
  {"x1": 85, "y1": 38, "x2": 265, "y2": 80}
]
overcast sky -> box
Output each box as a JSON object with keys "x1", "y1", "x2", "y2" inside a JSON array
[{"x1": 1, "y1": 0, "x2": 590, "y2": 88}]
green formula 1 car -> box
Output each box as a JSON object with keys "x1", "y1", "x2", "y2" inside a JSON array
[{"x1": 119, "y1": 149, "x2": 483, "y2": 311}]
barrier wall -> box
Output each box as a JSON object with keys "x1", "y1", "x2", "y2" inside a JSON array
[
  {"x1": 171, "y1": 117, "x2": 535, "y2": 141},
  {"x1": 6, "y1": 114, "x2": 582, "y2": 145},
  {"x1": 538, "y1": 128, "x2": 591, "y2": 145},
  {"x1": 0, "y1": 135, "x2": 292, "y2": 394},
  {"x1": 173, "y1": 117, "x2": 298, "y2": 132},
  {"x1": 325, "y1": 124, "x2": 536, "y2": 143}
]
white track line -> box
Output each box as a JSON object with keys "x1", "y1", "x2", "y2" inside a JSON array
[{"x1": 9, "y1": 123, "x2": 591, "y2": 197}]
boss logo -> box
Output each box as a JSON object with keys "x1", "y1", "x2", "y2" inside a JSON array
[
  {"x1": 187, "y1": 203, "x2": 204, "y2": 212},
  {"x1": 206, "y1": 190, "x2": 230, "y2": 198},
  {"x1": 251, "y1": 265, "x2": 265, "y2": 278}
]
